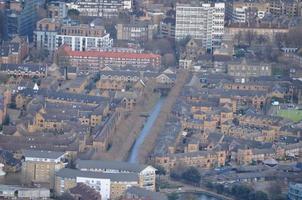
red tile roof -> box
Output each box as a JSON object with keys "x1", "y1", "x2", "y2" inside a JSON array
[{"x1": 61, "y1": 45, "x2": 160, "y2": 60}]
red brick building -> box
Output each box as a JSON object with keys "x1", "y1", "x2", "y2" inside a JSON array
[{"x1": 57, "y1": 45, "x2": 161, "y2": 72}]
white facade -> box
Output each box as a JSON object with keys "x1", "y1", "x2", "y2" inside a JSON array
[
  {"x1": 123, "y1": 0, "x2": 132, "y2": 10},
  {"x1": 56, "y1": 34, "x2": 113, "y2": 51},
  {"x1": 232, "y1": 7, "x2": 247, "y2": 23},
  {"x1": 34, "y1": 30, "x2": 57, "y2": 51},
  {"x1": 175, "y1": 3, "x2": 225, "y2": 50},
  {"x1": 76, "y1": 177, "x2": 111, "y2": 200}
]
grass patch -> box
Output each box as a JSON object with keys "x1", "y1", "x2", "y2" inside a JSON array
[{"x1": 277, "y1": 109, "x2": 302, "y2": 122}]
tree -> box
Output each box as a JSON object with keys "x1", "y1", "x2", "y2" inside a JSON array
[
  {"x1": 245, "y1": 30, "x2": 257, "y2": 46},
  {"x1": 231, "y1": 185, "x2": 252, "y2": 200},
  {"x1": 181, "y1": 167, "x2": 201, "y2": 184},
  {"x1": 234, "y1": 31, "x2": 243, "y2": 45},
  {"x1": 162, "y1": 53, "x2": 176, "y2": 66},
  {"x1": 215, "y1": 184, "x2": 225, "y2": 194},
  {"x1": 3, "y1": 115, "x2": 10, "y2": 125},
  {"x1": 155, "y1": 165, "x2": 166, "y2": 176},
  {"x1": 254, "y1": 191, "x2": 269, "y2": 200}
]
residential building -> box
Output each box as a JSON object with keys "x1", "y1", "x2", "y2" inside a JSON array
[
  {"x1": 4, "y1": 0, "x2": 39, "y2": 41},
  {"x1": 288, "y1": 183, "x2": 302, "y2": 200},
  {"x1": 154, "y1": 150, "x2": 226, "y2": 171},
  {"x1": 0, "y1": 36, "x2": 29, "y2": 64},
  {"x1": 56, "y1": 23, "x2": 113, "y2": 51},
  {"x1": 160, "y1": 17, "x2": 175, "y2": 39},
  {"x1": 22, "y1": 150, "x2": 67, "y2": 189},
  {"x1": 55, "y1": 168, "x2": 139, "y2": 200},
  {"x1": 175, "y1": 2, "x2": 225, "y2": 50},
  {"x1": 0, "y1": 185, "x2": 50, "y2": 199},
  {"x1": 96, "y1": 70, "x2": 140, "y2": 91},
  {"x1": 34, "y1": 18, "x2": 60, "y2": 52},
  {"x1": 227, "y1": 60, "x2": 272, "y2": 82},
  {"x1": 116, "y1": 21, "x2": 156, "y2": 41},
  {"x1": 76, "y1": 159, "x2": 157, "y2": 191},
  {"x1": 269, "y1": 0, "x2": 302, "y2": 17},
  {"x1": 0, "y1": 64, "x2": 47, "y2": 78},
  {"x1": 75, "y1": 0, "x2": 125, "y2": 18},
  {"x1": 57, "y1": 45, "x2": 161, "y2": 72},
  {"x1": 47, "y1": 1, "x2": 68, "y2": 19},
  {"x1": 226, "y1": 1, "x2": 269, "y2": 23}
]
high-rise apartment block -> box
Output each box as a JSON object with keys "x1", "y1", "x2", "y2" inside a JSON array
[{"x1": 175, "y1": 2, "x2": 225, "y2": 50}]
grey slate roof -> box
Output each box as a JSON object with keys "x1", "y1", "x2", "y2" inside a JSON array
[
  {"x1": 1, "y1": 64, "x2": 47, "y2": 73},
  {"x1": 76, "y1": 160, "x2": 148, "y2": 173},
  {"x1": 23, "y1": 150, "x2": 65, "y2": 159},
  {"x1": 125, "y1": 186, "x2": 168, "y2": 200},
  {"x1": 56, "y1": 168, "x2": 139, "y2": 182}
]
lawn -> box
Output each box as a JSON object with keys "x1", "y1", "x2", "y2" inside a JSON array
[{"x1": 277, "y1": 109, "x2": 302, "y2": 123}]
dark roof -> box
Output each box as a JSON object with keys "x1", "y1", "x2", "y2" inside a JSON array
[
  {"x1": 125, "y1": 186, "x2": 167, "y2": 200},
  {"x1": 0, "y1": 64, "x2": 46, "y2": 73},
  {"x1": 18, "y1": 89, "x2": 109, "y2": 105},
  {"x1": 56, "y1": 168, "x2": 139, "y2": 182},
  {"x1": 76, "y1": 159, "x2": 150, "y2": 173},
  {"x1": 23, "y1": 150, "x2": 65, "y2": 159}
]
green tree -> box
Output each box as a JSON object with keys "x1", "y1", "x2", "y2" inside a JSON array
[{"x1": 181, "y1": 167, "x2": 201, "y2": 184}]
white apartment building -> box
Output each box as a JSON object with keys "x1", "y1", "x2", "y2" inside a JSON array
[
  {"x1": 231, "y1": 7, "x2": 247, "y2": 23},
  {"x1": 175, "y1": 2, "x2": 225, "y2": 50},
  {"x1": 56, "y1": 34, "x2": 113, "y2": 51}
]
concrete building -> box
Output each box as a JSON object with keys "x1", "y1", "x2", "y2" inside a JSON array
[
  {"x1": 4, "y1": 0, "x2": 39, "y2": 41},
  {"x1": 116, "y1": 21, "x2": 156, "y2": 42},
  {"x1": 175, "y1": 2, "x2": 225, "y2": 50},
  {"x1": 22, "y1": 150, "x2": 67, "y2": 189},
  {"x1": 76, "y1": 159, "x2": 157, "y2": 191},
  {"x1": 160, "y1": 17, "x2": 175, "y2": 39}
]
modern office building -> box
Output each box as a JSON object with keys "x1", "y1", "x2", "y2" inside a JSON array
[
  {"x1": 4, "y1": 0, "x2": 39, "y2": 41},
  {"x1": 175, "y1": 2, "x2": 225, "y2": 50}
]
